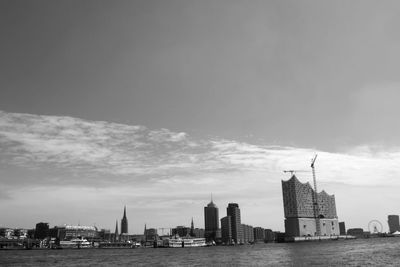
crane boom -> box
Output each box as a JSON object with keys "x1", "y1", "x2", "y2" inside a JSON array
[{"x1": 311, "y1": 154, "x2": 320, "y2": 236}]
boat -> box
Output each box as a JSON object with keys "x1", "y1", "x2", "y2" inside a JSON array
[
  {"x1": 59, "y1": 238, "x2": 92, "y2": 249},
  {"x1": 168, "y1": 237, "x2": 206, "y2": 248}
]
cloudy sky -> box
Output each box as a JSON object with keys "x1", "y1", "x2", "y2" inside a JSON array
[{"x1": 1, "y1": 0, "x2": 400, "y2": 233}]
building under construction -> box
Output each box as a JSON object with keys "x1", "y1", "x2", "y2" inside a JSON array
[{"x1": 281, "y1": 156, "x2": 339, "y2": 238}]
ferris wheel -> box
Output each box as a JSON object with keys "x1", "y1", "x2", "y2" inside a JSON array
[{"x1": 368, "y1": 220, "x2": 383, "y2": 234}]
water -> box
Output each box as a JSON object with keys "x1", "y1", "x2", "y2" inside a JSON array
[{"x1": 1, "y1": 238, "x2": 400, "y2": 266}]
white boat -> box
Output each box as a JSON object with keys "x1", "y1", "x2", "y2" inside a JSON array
[
  {"x1": 59, "y1": 238, "x2": 92, "y2": 249},
  {"x1": 168, "y1": 237, "x2": 206, "y2": 248}
]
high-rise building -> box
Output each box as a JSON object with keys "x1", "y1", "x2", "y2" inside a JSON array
[
  {"x1": 339, "y1": 222, "x2": 346, "y2": 235},
  {"x1": 227, "y1": 203, "x2": 243, "y2": 244},
  {"x1": 220, "y1": 216, "x2": 232, "y2": 244},
  {"x1": 253, "y1": 227, "x2": 265, "y2": 242},
  {"x1": 35, "y1": 222, "x2": 49, "y2": 239},
  {"x1": 388, "y1": 215, "x2": 400, "y2": 233},
  {"x1": 242, "y1": 224, "x2": 254, "y2": 244},
  {"x1": 121, "y1": 206, "x2": 128, "y2": 234},
  {"x1": 282, "y1": 175, "x2": 339, "y2": 237},
  {"x1": 204, "y1": 197, "x2": 219, "y2": 241}
]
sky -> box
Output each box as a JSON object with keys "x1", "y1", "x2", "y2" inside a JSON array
[{"x1": 1, "y1": 0, "x2": 400, "y2": 234}]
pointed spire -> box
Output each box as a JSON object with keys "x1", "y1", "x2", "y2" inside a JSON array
[
  {"x1": 123, "y1": 205, "x2": 127, "y2": 218},
  {"x1": 211, "y1": 193, "x2": 213, "y2": 203},
  {"x1": 190, "y1": 217, "x2": 195, "y2": 237}
]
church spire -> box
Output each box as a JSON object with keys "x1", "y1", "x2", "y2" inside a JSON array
[
  {"x1": 114, "y1": 220, "x2": 119, "y2": 241},
  {"x1": 190, "y1": 217, "x2": 195, "y2": 237},
  {"x1": 123, "y1": 205, "x2": 127, "y2": 218}
]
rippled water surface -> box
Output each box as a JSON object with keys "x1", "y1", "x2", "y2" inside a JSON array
[{"x1": 1, "y1": 238, "x2": 400, "y2": 266}]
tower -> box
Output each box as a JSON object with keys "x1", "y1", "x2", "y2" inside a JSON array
[
  {"x1": 190, "y1": 218, "x2": 194, "y2": 237},
  {"x1": 227, "y1": 203, "x2": 242, "y2": 244},
  {"x1": 121, "y1": 206, "x2": 128, "y2": 234},
  {"x1": 114, "y1": 220, "x2": 119, "y2": 241},
  {"x1": 204, "y1": 195, "x2": 219, "y2": 242},
  {"x1": 388, "y1": 215, "x2": 400, "y2": 233}
]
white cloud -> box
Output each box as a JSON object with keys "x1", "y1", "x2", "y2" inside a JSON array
[{"x1": 1, "y1": 110, "x2": 400, "y2": 232}]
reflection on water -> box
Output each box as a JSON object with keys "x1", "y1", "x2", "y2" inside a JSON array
[{"x1": 1, "y1": 238, "x2": 400, "y2": 266}]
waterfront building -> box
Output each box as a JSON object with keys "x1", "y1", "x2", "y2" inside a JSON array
[
  {"x1": 53, "y1": 225, "x2": 97, "y2": 240},
  {"x1": 0, "y1": 228, "x2": 14, "y2": 239},
  {"x1": 347, "y1": 228, "x2": 365, "y2": 238},
  {"x1": 227, "y1": 203, "x2": 243, "y2": 244},
  {"x1": 35, "y1": 222, "x2": 49, "y2": 239},
  {"x1": 264, "y1": 229, "x2": 274, "y2": 242},
  {"x1": 98, "y1": 229, "x2": 111, "y2": 241},
  {"x1": 339, "y1": 222, "x2": 346, "y2": 235},
  {"x1": 121, "y1": 206, "x2": 128, "y2": 234},
  {"x1": 204, "y1": 197, "x2": 220, "y2": 242},
  {"x1": 220, "y1": 216, "x2": 232, "y2": 244},
  {"x1": 13, "y1": 229, "x2": 28, "y2": 239},
  {"x1": 388, "y1": 215, "x2": 400, "y2": 233},
  {"x1": 193, "y1": 228, "x2": 205, "y2": 238},
  {"x1": 242, "y1": 224, "x2": 254, "y2": 244},
  {"x1": 253, "y1": 227, "x2": 265, "y2": 242},
  {"x1": 144, "y1": 227, "x2": 158, "y2": 241},
  {"x1": 282, "y1": 175, "x2": 339, "y2": 237},
  {"x1": 172, "y1": 226, "x2": 190, "y2": 237}
]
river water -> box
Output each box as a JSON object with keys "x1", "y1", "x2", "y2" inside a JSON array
[{"x1": 1, "y1": 237, "x2": 400, "y2": 266}]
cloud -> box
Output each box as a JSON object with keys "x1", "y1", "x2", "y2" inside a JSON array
[
  {"x1": 1, "y1": 110, "x2": 400, "y2": 190},
  {"x1": 2, "y1": 110, "x2": 400, "y2": 231}
]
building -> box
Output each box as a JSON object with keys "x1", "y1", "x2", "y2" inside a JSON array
[
  {"x1": 35, "y1": 222, "x2": 49, "y2": 239},
  {"x1": 0, "y1": 228, "x2": 14, "y2": 239},
  {"x1": 253, "y1": 227, "x2": 265, "y2": 242},
  {"x1": 264, "y1": 229, "x2": 275, "y2": 242},
  {"x1": 172, "y1": 226, "x2": 190, "y2": 237},
  {"x1": 52, "y1": 225, "x2": 97, "y2": 240},
  {"x1": 388, "y1": 215, "x2": 400, "y2": 233},
  {"x1": 227, "y1": 203, "x2": 243, "y2": 244},
  {"x1": 192, "y1": 228, "x2": 205, "y2": 238},
  {"x1": 144, "y1": 227, "x2": 158, "y2": 241},
  {"x1": 242, "y1": 224, "x2": 254, "y2": 244},
  {"x1": 220, "y1": 216, "x2": 232, "y2": 244},
  {"x1": 339, "y1": 222, "x2": 346, "y2": 235},
  {"x1": 282, "y1": 175, "x2": 339, "y2": 237},
  {"x1": 121, "y1": 206, "x2": 128, "y2": 234},
  {"x1": 347, "y1": 228, "x2": 365, "y2": 238},
  {"x1": 204, "y1": 198, "x2": 220, "y2": 242}
]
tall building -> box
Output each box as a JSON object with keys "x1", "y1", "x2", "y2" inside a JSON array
[
  {"x1": 388, "y1": 215, "x2": 400, "y2": 233},
  {"x1": 282, "y1": 175, "x2": 339, "y2": 237},
  {"x1": 204, "y1": 197, "x2": 219, "y2": 241},
  {"x1": 253, "y1": 227, "x2": 265, "y2": 242},
  {"x1": 339, "y1": 222, "x2": 346, "y2": 235},
  {"x1": 121, "y1": 206, "x2": 128, "y2": 234},
  {"x1": 220, "y1": 216, "x2": 232, "y2": 244},
  {"x1": 227, "y1": 203, "x2": 243, "y2": 244},
  {"x1": 35, "y1": 222, "x2": 49, "y2": 239},
  {"x1": 242, "y1": 224, "x2": 254, "y2": 244}
]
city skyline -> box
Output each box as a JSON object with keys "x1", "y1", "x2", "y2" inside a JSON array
[{"x1": 2, "y1": 1, "x2": 400, "y2": 233}]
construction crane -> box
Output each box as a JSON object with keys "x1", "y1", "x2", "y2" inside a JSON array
[
  {"x1": 283, "y1": 170, "x2": 309, "y2": 176},
  {"x1": 158, "y1": 228, "x2": 170, "y2": 236},
  {"x1": 311, "y1": 154, "x2": 320, "y2": 236}
]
